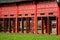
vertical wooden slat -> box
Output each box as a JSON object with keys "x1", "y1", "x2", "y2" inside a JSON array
[
  {"x1": 3, "y1": 18, "x2": 5, "y2": 32},
  {"x1": 41, "y1": 17, "x2": 43, "y2": 34},
  {"x1": 49, "y1": 17, "x2": 52, "y2": 34},
  {"x1": 47, "y1": 17, "x2": 50, "y2": 34},
  {"x1": 8, "y1": 18, "x2": 10, "y2": 33},
  {"x1": 26, "y1": 17, "x2": 30, "y2": 33}
]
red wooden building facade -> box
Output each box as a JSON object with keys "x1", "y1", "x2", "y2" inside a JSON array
[{"x1": 0, "y1": 1, "x2": 60, "y2": 35}]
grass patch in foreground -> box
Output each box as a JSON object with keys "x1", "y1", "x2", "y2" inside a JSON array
[{"x1": 0, "y1": 33, "x2": 60, "y2": 40}]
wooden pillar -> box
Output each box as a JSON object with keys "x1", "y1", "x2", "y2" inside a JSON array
[
  {"x1": 47, "y1": 17, "x2": 50, "y2": 34},
  {"x1": 26, "y1": 17, "x2": 30, "y2": 33},
  {"x1": 34, "y1": 16, "x2": 37, "y2": 34},
  {"x1": 15, "y1": 5, "x2": 18, "y2": 33},
  {"x1": 33, "y1": 3, "x2": 37, "y2": 34},
  {"x1": 15, "y1": 18, "x2": 18, "y2": 33},
  {"x1": 8, "y1": 18, "x2": 10, "y2": 33},
  {"x1": 57, "y1": 7, "x2": 60, "y2": 35},
  {"x1": 3, "y1": 18, "x2": 5, "y2": 32},
  {"x1": 58, "y1": 16, "x2": 60, "y2": 35}
]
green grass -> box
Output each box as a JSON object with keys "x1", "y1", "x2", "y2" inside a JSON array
[{"x1": 0, "y1": 33, "x2": 60, "y2": 40}]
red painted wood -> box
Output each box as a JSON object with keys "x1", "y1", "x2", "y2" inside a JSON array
[
  {"x1": 33, "y1": 4, "x2": 38, "y2": 34},
  {"x1": 0, "y1": 7, "x2": 2, "y2": 18},
  {"x1": 0, "y1": 2, "x2": 58, "y2": 18},
  {"x1": 8, "y1": 19, "x2": 10, "y2": 32},
  {"x1": 58, "y1": 7, "x2": 60, "y2": 35},
  {"x1": 15, "y1": 6, "x2": 18, "y2": 33},
  {"x1": 26, "y1": 17, "x2": 30, "y2": 33},
  {"x1": 0, "y1": 2, "x2": 59, "y2": 35}
]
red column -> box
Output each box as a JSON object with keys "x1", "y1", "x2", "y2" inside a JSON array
[
  {"x1": 15, "y1": 5, "x2": 18, "y2": 33},
  {"x1": 16, "y1": 18, "x2": 18, "y2": 33},
  {"x1": 33, "y1": 3, "x2": 37, "y2": 34},
  {"x1": 26, "y1": 17, "x2": 30, "y2": 33},
  {"x1": 58, "y1": 7, "x2": 60, "y2": 35}
]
